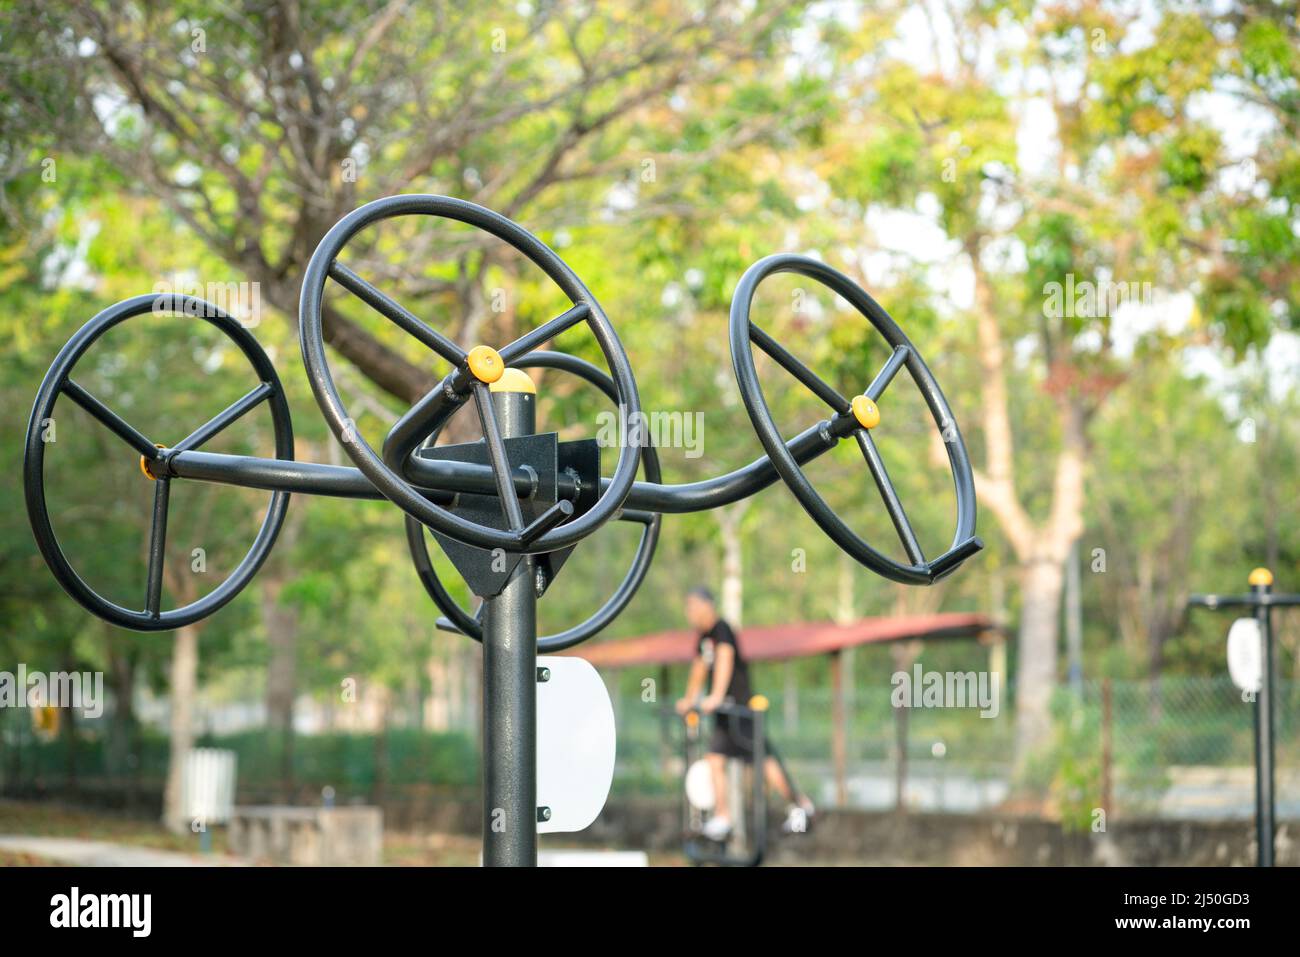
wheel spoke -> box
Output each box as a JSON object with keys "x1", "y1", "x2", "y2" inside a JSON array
[
  {"x1": 865, "y1": 345, "x2": 910, "y2": 401},
  {"x1": 749, "y1": 323, "x2": 850, "y2": 414},
  {"x1": 499, "y1": 302, "x2": 590, "y2": 365},
  {"x1": 329, "y1": 261, "x2": 466, "y2": 364},
  {"x1": 436, "y1": 602, "x2": 484, "y2": 637},
  {"x1": 145, "y1": 477, "x2": 171, "y2": 617},
  {"x1": 62, "y1": 379, "x2": 158, "y2": 459},
  {"x1": 855, "y1": 431, "x2": 925, "y2": 566},
  {"x1": 172, "y1": 382, "x2": 273, "y2": 454},
  {"x1": 472, "y1": 382, "x2": 525, "y2": 532},
  {"x1": 519, "y1": 500, "x2": 574, "y2": 547}
]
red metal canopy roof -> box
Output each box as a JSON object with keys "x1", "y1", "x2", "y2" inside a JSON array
[{"x1": 569, "y1": 612, "x2": 998, "y2": 669}]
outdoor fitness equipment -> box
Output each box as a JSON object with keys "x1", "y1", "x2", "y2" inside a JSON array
[
  {"x1": 1188, "y1": 568, "x2": 1298, "y2": 867},
  {"x1": 23, "y1": 193, "x2": 983, "y2": 867},
  {"x1": 672, "y1": 698, "x2": 808, "y2": 867},
  {"x1": 406, "y1": 350, "x2": 663, "y2": 650}
]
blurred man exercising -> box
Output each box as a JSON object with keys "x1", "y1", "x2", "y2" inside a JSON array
[{"x1": 676, "y1": 586, "x2": 814, "y2": 840}]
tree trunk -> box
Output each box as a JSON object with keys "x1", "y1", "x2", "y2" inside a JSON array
[
  {"x1": 715, "y1": 501, "x2": 750, "y2": 627},
  {"x1": 965, "y1": 236, "x2": 1089, "y2": 772},
  {"x1": 162, "y1": 623, "x2": 200, "y2": 834},
  {"x1": 1013, "y1": 557, "x2": 1067, "y2": 763},
  {"x1": 426, "y1": 647, "x2": 449, "y2": 731}
]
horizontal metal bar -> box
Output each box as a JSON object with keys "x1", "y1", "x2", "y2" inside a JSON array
[
  {"x1": 167, "y1": 450, "x2": 407, "y2": 500},
  {"x1": 1189, "y1": 593, "x2": 1300, "y2": 609},
  {"x1": 406, "y1": 454, "x2": 565, "y2": 500},
  {"x1": 609, "y1": 421, "x2": 838, "y2": 513},
  {"x1": 163, "y1": 418, "x2": 844, "y2": 517},
  {"x1": 167, "y1": 448, "x2": 564, "y2": 505}
]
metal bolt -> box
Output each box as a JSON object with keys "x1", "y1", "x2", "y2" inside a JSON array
[
  {"x1": 537, "y1": 806, "x2": 551, "y2": 822},
  {"x1": 537, "y1": 667, "x2": 550, "y2": 683}
]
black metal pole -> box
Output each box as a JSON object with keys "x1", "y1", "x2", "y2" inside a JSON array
[
  {"x1": 1251, "y1": 570, "x2": 1275, "y2": 867},
  {"x1": 481, "y1": 373, "x2": 538, "y2": 867}
]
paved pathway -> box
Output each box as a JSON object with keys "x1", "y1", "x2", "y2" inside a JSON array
[{"x1": 0, "y1": 835, "x2": 246, "y2": 866}]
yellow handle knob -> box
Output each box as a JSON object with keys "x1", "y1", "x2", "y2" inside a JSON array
[
  {"x1": 851, "y1": 395, "x2": 880, "y2": 429},
  {"x1": 466, "y1": 345, "x2": 505, "y2": 384}
]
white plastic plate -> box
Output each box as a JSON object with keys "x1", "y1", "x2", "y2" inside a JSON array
[
  {"x1": 685, "y1": 758, "x2": 715, "y2": 811},
  {"x1": 1227, "y1": 617, "x2": 1263, "y2": 693},
  {"x1": 536, "y1": 655, "x2": 616, "y2": 834}
]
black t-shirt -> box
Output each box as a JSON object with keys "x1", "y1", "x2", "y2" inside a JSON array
[{"x1": 697, "y1": 619, "x2": 751, "y2": 705}]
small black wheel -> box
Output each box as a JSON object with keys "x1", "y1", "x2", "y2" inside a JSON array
[
  {"x1": 24, "y1": 294, "x2": 293, "y2": 631},
  {"x1": 299, "y1": 194, "x2": 643, "y2": 554},
  {"x1": 729, "y1": 254, "x2": 981, "y2": 584},
  {"x1": 406, "y1": 351, "x2": 662, "y2": 652}
]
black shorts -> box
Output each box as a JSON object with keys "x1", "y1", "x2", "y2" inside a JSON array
[{"x1": 709, "y1": 713, "x2": 759, "y2": 761}]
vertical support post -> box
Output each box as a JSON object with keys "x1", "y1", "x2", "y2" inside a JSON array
[
  {"x1": 829, "y1": 650, "x2": 847, "y2": 807},
  {"x1": 727, "y1": 758, "x2": 746, "y2": 851},
  {"x1": 751, "y1": 702, "x2": 767, "y2": 863},
  {"x1": 481, "y1": 376, "x2": 538, "y2": 867},
  {"x1": 657, "y1": 664, "x2": 672, "y2": 780},
  {"x1": 1251, "y1": 570, "x2": 1275, "y2": 868}
]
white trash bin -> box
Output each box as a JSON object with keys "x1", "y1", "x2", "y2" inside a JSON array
[{"x1": 182, "y1": 748, "x2": 237, "y2": 828}]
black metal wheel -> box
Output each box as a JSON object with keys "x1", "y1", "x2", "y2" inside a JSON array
[
  {"x1": 729, "y1": 254, "x2": 981, "y2": 584},
  {"x1": 406, "y1": 351, "x2": 662, "y2": 652},
  {"x1": 23, "y1": 293, "x2": 294, "y2": 631},
  {"x1": 298, "y1": 194, "x2": 643, "y2": 554}
]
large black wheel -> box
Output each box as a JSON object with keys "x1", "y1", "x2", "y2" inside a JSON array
[
  {"x1": 24, "y1": 294, "x2": 293, "y2": 631},
  {"x1": 729, "y1": 254, "x2": 981, "y2": 584},
  {"x1": 299, "y1": 194, "x2": 643, "y2": 554}
]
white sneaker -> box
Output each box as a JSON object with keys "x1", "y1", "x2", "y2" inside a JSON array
[{"x1": 701, "y1": 816, "x2": 733, "y2": 841}]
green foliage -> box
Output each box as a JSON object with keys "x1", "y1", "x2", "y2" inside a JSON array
[{"x1": 0, "y1": 0, "x2": 1298, "y2": 801}]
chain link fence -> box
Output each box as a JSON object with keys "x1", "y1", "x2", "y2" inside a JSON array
[
  {"x1": 613, "y1": 676, "x2": 1300, "y2": 823},
  {"x1": 2, "y1": 677, "x2": 1295, "y2": 825}
]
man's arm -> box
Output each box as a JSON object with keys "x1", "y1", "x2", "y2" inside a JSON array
[
  {"x1": 676, "y1": 656, "x2": 708, "y2": 713},
  {"x1": 701, "y1": 643, "x2": 734, "y2": 712}
]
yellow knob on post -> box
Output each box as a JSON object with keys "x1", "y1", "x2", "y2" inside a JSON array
[
  {"x1": 466, "y1": 345, "x2": 505, "y2": 384},
  {"x1": 851, "y1": 395, "x2": 880, "y2": 429},
  {"x1": 748, "y1": 694, "x2": 770, "y2": 713},
  {"x1": 685, "y1": 711, "x2": 700, "y2": 729},
  {"x1": 1249, "y1": 567, "x2": 1273, "y2": 587}
]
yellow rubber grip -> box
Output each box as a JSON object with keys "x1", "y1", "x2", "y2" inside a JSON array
[
  {"x1": 466, "y1": 345, "x2": 505, "y2": 383},
  {"x1": 851, "y1": 395, "x2": 880, "y2": 429}
]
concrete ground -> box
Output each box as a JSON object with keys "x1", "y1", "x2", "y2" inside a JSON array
[{"x1": 0, "y1": 835, "x2": 246, "y2": 867}]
